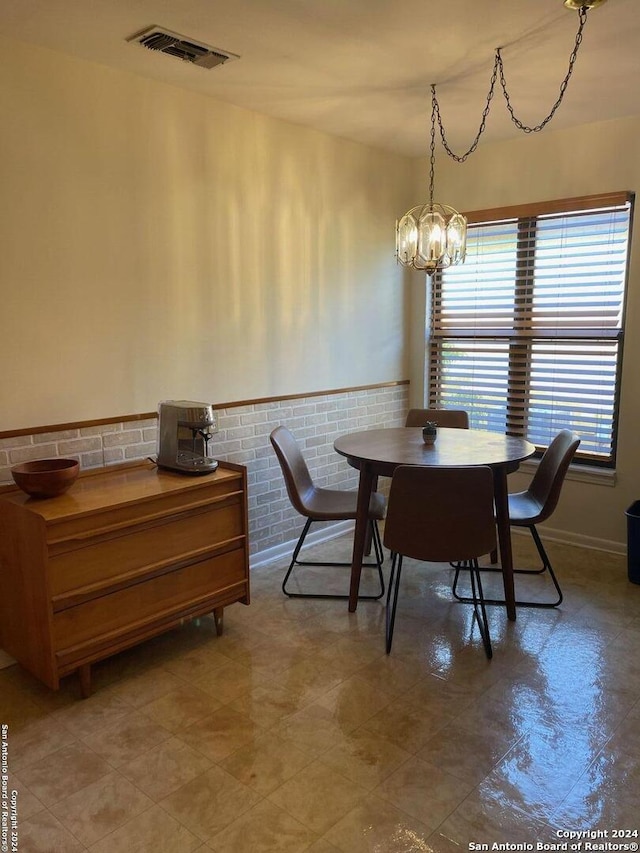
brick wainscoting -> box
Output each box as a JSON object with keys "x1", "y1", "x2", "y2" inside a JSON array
[{"x1": 0, "y1": 383, "x2": 409, "y2": 560}]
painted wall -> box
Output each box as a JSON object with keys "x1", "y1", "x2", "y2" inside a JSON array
[
  {"x1": 0, "y1": 37, "x2": 413, "y2": 432},
  {"x1": 413, "y1": 115, "x2": 640, "y2": 549},
  {"x1": 2, "y1": 34, "x2": 638, "y2": 550}
]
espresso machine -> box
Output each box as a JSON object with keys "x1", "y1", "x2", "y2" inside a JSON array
[{"x1": 157, "y1": 400, "x2": 219, "y2": 474}]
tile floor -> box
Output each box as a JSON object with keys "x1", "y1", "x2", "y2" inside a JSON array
[{"x1": 2, "y1": 532, "x2": 640, "y2": 852}]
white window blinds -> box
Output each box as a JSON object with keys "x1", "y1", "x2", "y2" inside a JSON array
[{"x1": 429, "y1": 193, "x2": 633, "y2": 465}]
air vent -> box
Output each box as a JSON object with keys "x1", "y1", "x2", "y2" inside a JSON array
[{"x1": 127, "y1": 26, "x2": 239, "y2": 69}]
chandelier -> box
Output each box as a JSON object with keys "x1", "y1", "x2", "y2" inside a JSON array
[{"x1": 396, "y1": 0, "x2": 608, "y2": 275}]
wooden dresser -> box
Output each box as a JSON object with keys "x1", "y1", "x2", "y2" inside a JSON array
[{"x1": 0, "y1": 460, "x2": 249, "y2": 695}]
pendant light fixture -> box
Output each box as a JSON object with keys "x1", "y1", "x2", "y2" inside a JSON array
[
  {"x1": 396, "y1": 88, "x2": 467, "y2": 274},
  {"x1": 396, "y1": 0, "x2": 608, "y2": 275}
]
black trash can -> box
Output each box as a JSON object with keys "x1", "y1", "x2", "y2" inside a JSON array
[{"x1": 625, "y1": 500, "x2": 640, "y2": 585}]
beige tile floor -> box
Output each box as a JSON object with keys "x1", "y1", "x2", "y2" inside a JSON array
[{"x1": 2, "y1": 532, "x2": 640, "y2": 852}]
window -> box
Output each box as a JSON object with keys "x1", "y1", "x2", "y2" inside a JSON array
[{"x1": 428, "y1": 192, "x2": 633, "y2": 466}]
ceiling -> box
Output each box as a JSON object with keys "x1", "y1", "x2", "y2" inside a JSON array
[{"x1": 1, "y1": 0, "x2": 637, "y2": 158}]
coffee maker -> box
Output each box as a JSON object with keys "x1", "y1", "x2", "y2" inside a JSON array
[{"x1": 156, "y1": 400, "x2": 219, "y2": 474}]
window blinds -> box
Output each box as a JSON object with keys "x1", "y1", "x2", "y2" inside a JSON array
[{"x1": 429, "y1": 194, "x2": 632, "y2": 465}]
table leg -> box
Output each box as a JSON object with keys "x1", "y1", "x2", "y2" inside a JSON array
[
  {"x1": 348, "y1": 463, "x2": 375, "y2": 612},
  {"x1": 363, "y1": 475, "x2": 379, "y2": 556},
  {"x1": 493, "y1": 467, "x2": 516, "y2": 621}
]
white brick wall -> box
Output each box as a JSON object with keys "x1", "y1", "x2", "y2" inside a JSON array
[{"x1": 0, "y1": 385, "x2": 409, "y2": 558}]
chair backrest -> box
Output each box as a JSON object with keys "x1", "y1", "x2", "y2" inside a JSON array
[
  {"x1": 270, "y1": 426, "x2": 315, "y2": 516},
  {"x1": 405, "y1": 408, "x2": 469, "y2": 429},
  {"x1": 526, "y1": 429, "x2": 581, "y2": 524},
  {"x1": 383, "y1": 465, "x2": 496, "y2": 564}
]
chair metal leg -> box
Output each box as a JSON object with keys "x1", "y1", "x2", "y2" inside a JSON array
[
  {"x1": 468, "y1": 558, "x2": 493, "y2": 659},
  {"x1": 282, "y1": 519, "x2": 385, "y2": 600},
  {"x1": 528, "y1": 525, "x2": 563, "y2": 606},
  {"x1": 453, "y1": 560, "x2": 492, "y2": 658},
  {"x1": 391, "y1": 556, "x2": 490, "y2": 657},
  {"x1": 452, "y1": 525, "x2": 563, "y2": 608},
  {"x1": 372, "y1": 519, "x2": 384, "y2": 569},
  {"x1": 281, "y1": 518, "x2": 313, "y2": 596},
  {"x1": 385, "y1": 553, "x2": 403, "y2": 654}
]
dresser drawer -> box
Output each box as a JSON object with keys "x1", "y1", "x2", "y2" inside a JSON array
[
  {"x1": 46, "y1": 475, "x2": 243, "y2": 547},
  {"x1": 53, "y1": 547, "x2": 246, "y2": 653},
  {"x1": 49, "y1": 497, "x2": 243, "y2": 598}
]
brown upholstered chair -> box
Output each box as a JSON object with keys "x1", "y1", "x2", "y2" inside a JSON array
[
  {"x1": 383, "y1": 465, "x2": 496, "y2": 658},
  {"x1": 453, "y1": 429, "x2": 581, "y2": 609},
  {"x1": 405, "y1": 408, "x2": 469, "y2": 429},
  {"x1": 270, "y1": 425, "x2": 385, "y2": 600}
]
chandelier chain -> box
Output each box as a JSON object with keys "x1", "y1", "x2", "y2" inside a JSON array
[
  {"x1": 432, "y1": 57, "x2": 499, "y2": 164},
  {"x1": 431, "y1": 5, "x2": 589, "y2": 162},
  {"x1": 397, "y1": 2, "x2": 601, "y2": 275},
  {"x1": 498, "y1": 5, "x2": 588, "y2": 133},
  {"x1": 429, "y1": 88, "x2": 437, "y2": 202}
]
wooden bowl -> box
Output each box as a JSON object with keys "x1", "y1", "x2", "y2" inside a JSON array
[{"x1": 11, "y1": 458, "x2": 80, "y2": 498}]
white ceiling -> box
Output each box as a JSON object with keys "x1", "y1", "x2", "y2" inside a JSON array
[{"x1": 1, "y1": 0, "x2": 637, "y2": 158}]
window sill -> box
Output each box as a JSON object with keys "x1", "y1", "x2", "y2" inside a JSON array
[{"x1": 518, "y1": 458, "x2": 616, "y2": 487}]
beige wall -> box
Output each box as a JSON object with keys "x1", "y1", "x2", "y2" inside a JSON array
[
  {"x1": 413, "y1": 115, "x2": 640, "y2": 549},
  {"x1": 0, "y1": 37, "x2": 413, "y2": 432},
  {"x1": 3, "y1": 34, "x2": 638, "y2": 551}
]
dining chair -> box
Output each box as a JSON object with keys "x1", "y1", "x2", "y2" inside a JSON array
[
  {"x1": 405, "y1": 408, "x2": 469, "y2": 429},
  {"x1": 384, "y1": 465, "x2": 496, "y2": 658},
  {"x1": 453, "y1": 429, "x2": 581, "y2": 609},
  {"x1": 270, "y1": 425, "x2": 385, "y2": 600},
  {"x1": 405, "y1": 408, "x2": 470, "y2": 573}
]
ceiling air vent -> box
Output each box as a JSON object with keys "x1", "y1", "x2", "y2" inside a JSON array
[{"x1": 127, "y1": 26, "x2": 239, "y2": 69}]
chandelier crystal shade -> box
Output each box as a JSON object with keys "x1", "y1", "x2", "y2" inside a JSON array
[
  {"x1": 396, "y1": 203, "x2": 467, "y2": 274},
  {"x1": 396, "y1": 0, "x2": 607, "y2": 277}
]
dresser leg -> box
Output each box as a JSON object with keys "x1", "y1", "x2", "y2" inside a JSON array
[
  {"x1": 79, "y1": 664, "x2": 92, "y2": 698},
  {"x1": 213, "y1": 607, "x2": 224, "y2": 636}
]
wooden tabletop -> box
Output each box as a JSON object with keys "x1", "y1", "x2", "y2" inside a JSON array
[{"x1": 334, "y1": 427, "x2": 535, "y2": 475}]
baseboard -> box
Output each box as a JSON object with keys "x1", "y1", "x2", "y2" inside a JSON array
[
  {"x1": 250, "y1": 520, "x2": 626, "y2": 573},
  {"x1": 513, "y1": 524, "x2": 626, "y2": 555},
  {"x1": 250, "y1": 520, "x2": 354, "y2": 570}
]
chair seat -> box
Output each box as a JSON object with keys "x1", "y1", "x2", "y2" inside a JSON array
[
  {"x1": 301, "y1": 486, "x2": 385, "y2": 521},
  {"x1": 508, "y1": 491, "x2": 544, "y2": 525}
]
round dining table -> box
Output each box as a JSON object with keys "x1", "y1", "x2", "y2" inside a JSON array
[{"x1": 333, "y1": 426, "x2": 536, "y2": 619}]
